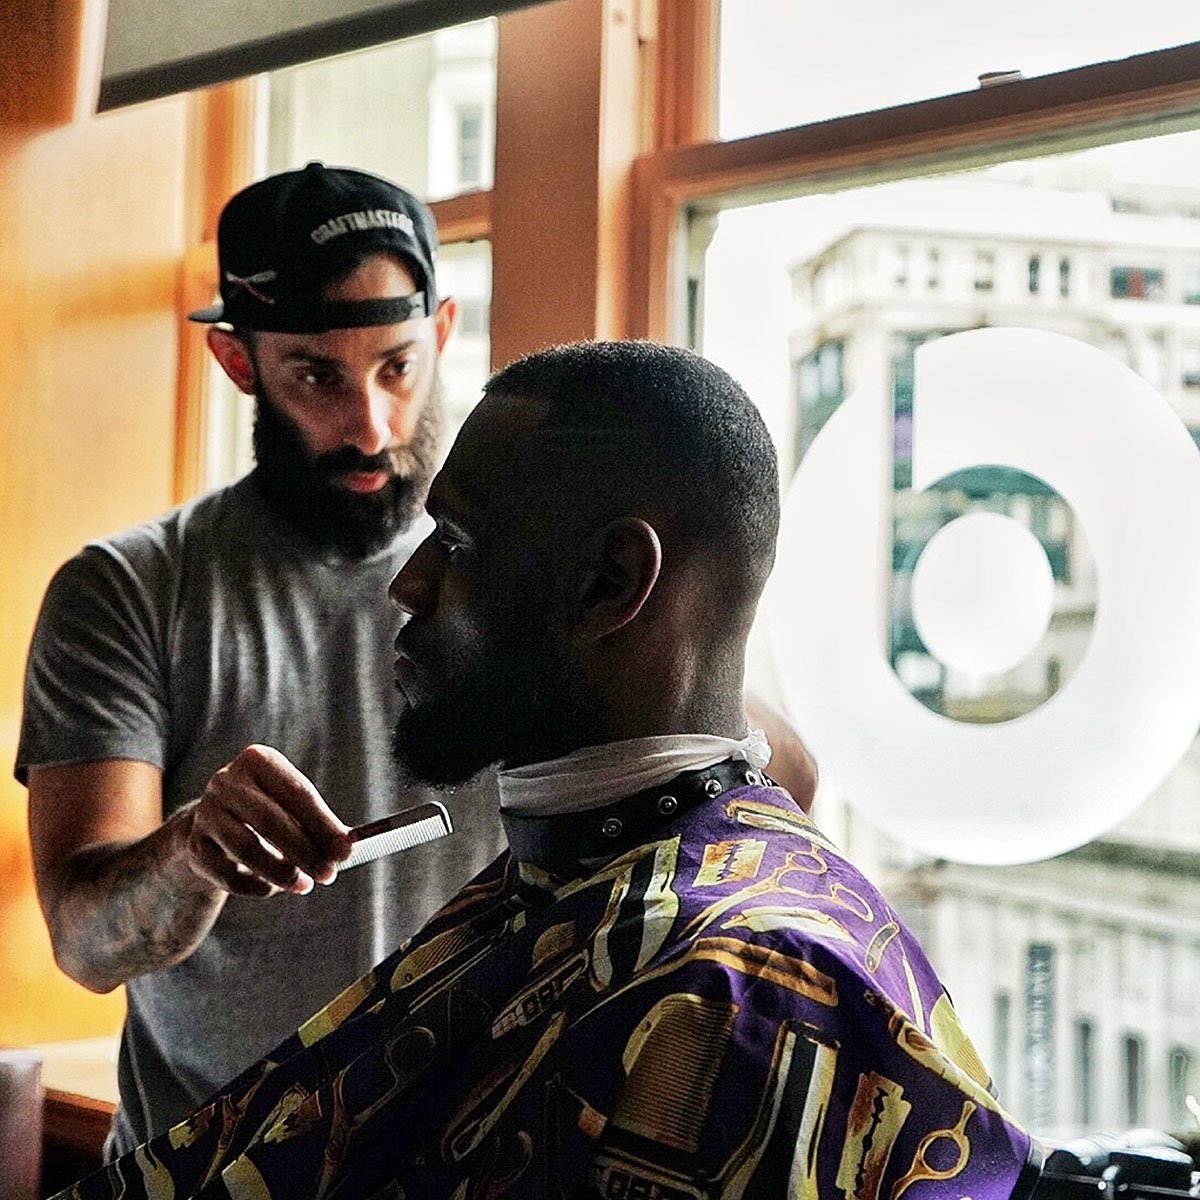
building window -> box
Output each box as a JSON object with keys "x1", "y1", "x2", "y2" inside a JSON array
[
  {"x1": 895, "y1": 243, "x2": 909, "y2": 287},
  {"x1": 1170, "y1": 1047, "x2": 1194, "y2": 1127},
  {"x1": 1184, "y1": 267, "x2": 1200, "y2": 304},
  {"x1": 927, "y1": 245, "x2": 940, "y2": 289},
  {"x1": 1123, "y1": 1034, "x2": 1145, "y2": 1125},
  {"x1": 456, "y1": 298, "x2": 489, "y2": 336},
  {"x1": 1074, "y1": 1019, "x2": 1094, "y2": 1126},
  {"x1": 1028, "y1": 254, "x2": 1041, "y2": 294},
  {"x1": 794, "y1": 339, "x2": 846, "y2": 464},
  {"x1": 1025, "y1": 943, "x2": 1057, "y2": 1128},
  {"x1": 974, "y1": 249, "x2": 995, "y2": 292},
  {"x1": 1058, "y1": 256, "x2": 1071, "y2": 298},
  {"x1": 1182, "y1": 343, "x2": 1200, "y2": 388},
  {"x1": 994, "y1": 992, "x2": 1011, "y2": 1102},
  {"x1": 1111, "y1": 266, "x2": 1165, "y2": 300},
  {"x1": 456, "y1": 104, "x2": 485, "y2": 189}
]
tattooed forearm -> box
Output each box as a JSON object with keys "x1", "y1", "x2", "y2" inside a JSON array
[{"x1": 48, "y1": 808, "x2": 225, "y2": 992}]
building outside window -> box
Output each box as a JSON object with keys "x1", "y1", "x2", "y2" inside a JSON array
[
  {"x1": 1123, "y1": 1034, "x2": 1146, "y2": 1125},
  {"x1": 1075, "y1": 1019, "x2": 1095, "y2": 1127},
  {"x1": 1182, "y1": 342, "x2": 1200, "y2": 388},
  {"x1": 1059, "y1": 256, "x2": 1071, "y2": 297},
  {"x1": 1111, "y1": 265, "x2": 1166, "y2": 299},
  {"x1": 1170, "y1": 1046, "x2": 1194, "y2": 1128},
  {"x1": 994, "y1": 992, "x2": 1012, "y2": 1103},
  {"x1": 1029, "y1": 253, "x2": 1041, "y2": 294},
  {"x1": 456, "y1": 104, "x2": 485, "y2": 190},
  {"x1": 974, "y1": 249, "x2": 996, "y2": 291}
]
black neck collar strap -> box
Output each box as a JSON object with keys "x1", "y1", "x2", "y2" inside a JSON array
[{"x1": 500, "y1": 757, "x2": 771, "y2": 879}]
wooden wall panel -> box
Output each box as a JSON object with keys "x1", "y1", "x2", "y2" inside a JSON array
[{"x1": 0, "y1": 0, "x2": 190, "y2": 1043}]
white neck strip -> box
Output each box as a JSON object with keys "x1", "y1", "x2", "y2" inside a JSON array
[{"x1": 498, "y1": 729, "x2": 772, "y2": 817}]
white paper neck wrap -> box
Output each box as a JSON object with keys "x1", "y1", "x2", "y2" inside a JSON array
[{"x1": 498, "y1": 729, "x2": 772, "y2": 817}]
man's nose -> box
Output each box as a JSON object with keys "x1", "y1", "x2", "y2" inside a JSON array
[
  {"x1": 342, "y1": 378, "x2": 394, "y2": 456},
  {"x1": 390, "y1": 540, "x2": 438, "y2": 617}
]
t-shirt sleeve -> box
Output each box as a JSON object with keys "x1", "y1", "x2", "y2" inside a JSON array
[{"x1": 15, "y1": 541, "x2": 171, "y2": 782}]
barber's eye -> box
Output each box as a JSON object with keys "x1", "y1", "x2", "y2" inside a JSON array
[{"x1": 298, "y1": 367, "x2": 338, "y2": 388}]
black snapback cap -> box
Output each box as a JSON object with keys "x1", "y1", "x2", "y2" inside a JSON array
[{"x1": 189, "y1": 161, "x2": 439, "y2": 334}]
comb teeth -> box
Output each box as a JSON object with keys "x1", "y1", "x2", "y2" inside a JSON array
[{"x1": 341, "y1": 802, "x2": 453, "y2": 871}]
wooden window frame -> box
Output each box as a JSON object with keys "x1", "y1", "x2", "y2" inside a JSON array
[{"x1": 174, "y1": 2, "x2": 1200, "y2": 501}]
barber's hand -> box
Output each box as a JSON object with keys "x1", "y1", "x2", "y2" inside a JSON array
[{"x1": 182, "y1": 745, "x2": 353, "y2": 897}]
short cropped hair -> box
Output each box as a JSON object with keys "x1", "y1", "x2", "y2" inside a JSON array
[{"x1": 484, "y1": 340, "x2": 780, "y2": 590}]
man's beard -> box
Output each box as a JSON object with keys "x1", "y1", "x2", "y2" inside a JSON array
[
  {"x1": 392, "y1": 615, "x2": 577, "y2": 790},
  {"x1": 251, "y1": 379, "x2": 444, "y2": 559}
]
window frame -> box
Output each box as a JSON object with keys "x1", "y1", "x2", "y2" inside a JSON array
[{"x1": 175, "y1": 7, "x2": 1200, "y2": 492}]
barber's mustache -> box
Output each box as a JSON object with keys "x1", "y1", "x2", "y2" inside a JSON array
[{"x1": 312, "y1": 447, "x2": 399, "y2": 479}]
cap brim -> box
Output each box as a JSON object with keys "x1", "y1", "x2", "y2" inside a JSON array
[{"x1": 187, "y1": 302, "x2": 225, "y2": 324}]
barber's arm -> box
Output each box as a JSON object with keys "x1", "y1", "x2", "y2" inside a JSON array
[
  {"x1": 745, "y1": 692, "x2": 818, "y2": 812},
  {"x1": 28, "y1": 748, "x2": 351, "y2": 993}
]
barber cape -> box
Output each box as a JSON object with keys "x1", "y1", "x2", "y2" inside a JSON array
[{"x1": 61, "y1": 764, "x2": 1035, "y2": 1200}]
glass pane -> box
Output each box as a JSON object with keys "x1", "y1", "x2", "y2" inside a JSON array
[
  {"x1": 201, "y1": 241, "x2": 491, "y2": 490},
  {"x1": 701, "y1": 125, "x2": 1200, "y2": 1139},
  {"x1": 263, "y1": 18, "x2": 496, "y2": 201},
  {"x1": 718, "y1": 1, "x2": 1200, "y2": 140}
]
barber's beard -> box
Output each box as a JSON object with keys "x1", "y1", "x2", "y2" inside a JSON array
[{"x1": 251, "y1": 379, "x2": 444, "y2": 559}]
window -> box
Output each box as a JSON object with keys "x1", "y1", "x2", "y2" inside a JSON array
[
  {"x1": 1182, "y1": 343, "x2": 1200, "y2": 388},
  {"x1": 456, "y1": 299, "x2": 488, "y2": 335},
  {"x1": 895, "y1": 243, "x2": 909, "y2": 288},
  {"x1": 456, "y1": 104, "x2": 485, "y2": 190},
  {"x1": 262, "y1": 20, "x2": 496, "y2": 201},
  {"x1": 974, "y1": 249, "x2": 995, "y2": 292},
  {"x1": 1025, "y1": 944, "x2": 1056, "y2": 1129},
  {"x1": 994, "y1": 992, "x2": 1012, "y2": 1103},
  {"x1": 1123, "y1": 1034, "x2": 1145, "y2": 1125},
  {"x1": 1184, "y1": 267, "x2": 1200, "y2": 304},
  {"x1": 1170, "y1": 1046, "x2": 1194, "y2": 1128},
  {"x1": 717, "y1": 0, "x2": 1200, "y2": 139},
  {"x1": 1075, "y1": 1019, "x2": 1094, "y2": 1127},
  {"x1": 696, "y1": 120, "x2": 1200, "y2": 1140},
  {"x1": 1111, "y1": 266, "x2": 1165, "y2": 299},
  {"x1": 199, "y1": 25, "x2": 497, "y2": 489},
  {"x1": 793, "y1": 339, "x2": 844, "y2": 465},
  {"x1": 927, "y1": 245, "x2": 941, "y2": 289},
  {"x1": 1028, "y1": 253, "x2": 1041, "y2": 294}
]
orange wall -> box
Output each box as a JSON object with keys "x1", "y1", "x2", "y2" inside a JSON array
[{"x1": 0, "y1": 1, "x2": 190, "y2": 1043}]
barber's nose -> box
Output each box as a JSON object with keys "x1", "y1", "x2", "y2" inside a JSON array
[
  {"x1": 390, "y1": 538, "x2": 439, "y2": 617},
  {"x1": 343, "y1": 379, "x2": 393, "y2": 456}
]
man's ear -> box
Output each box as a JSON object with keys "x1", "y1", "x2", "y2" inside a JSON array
[
  {"x1": 433, "y1": 296, "x2": 458, "y2": 354},
  {"x1": 207, "y1": 328, "x2": 257, "y2": 395},
  {"x1": 575, "y1": 518, "x2": 662, "y2": 642}
]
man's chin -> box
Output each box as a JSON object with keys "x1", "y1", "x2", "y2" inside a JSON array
[{"x1": 391, "y1": 711, "x2": 498, "y2": 790}]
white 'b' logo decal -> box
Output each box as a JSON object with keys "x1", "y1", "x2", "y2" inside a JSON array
[{"x1": 767, "y1": 328, "x2": 1200, "y2": 864}]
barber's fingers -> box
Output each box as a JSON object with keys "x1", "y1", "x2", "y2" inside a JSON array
[
  {"x1": 190, "y1": 746, "x2": 352, "y2": 891},
  {"x1": 187, "y1": 829, "x2": 293, "y2": 898}
]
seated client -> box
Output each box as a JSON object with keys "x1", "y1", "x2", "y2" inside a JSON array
[{"x1": 63, "y1": 340, "x2": 1035, "y2": 1200}]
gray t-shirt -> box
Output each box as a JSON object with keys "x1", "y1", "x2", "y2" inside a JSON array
[{"x1": 16, "y1": 475, "x2": 504, "y2": 1154}]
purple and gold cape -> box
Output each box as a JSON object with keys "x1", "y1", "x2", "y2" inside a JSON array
[{"x1": 61, "y1": 779, "x2": 1034, "y2": 1199}]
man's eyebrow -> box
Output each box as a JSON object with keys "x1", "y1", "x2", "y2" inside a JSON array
[{"x1": 280, "y1": 340, "x2": 420, "y2": 366}]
